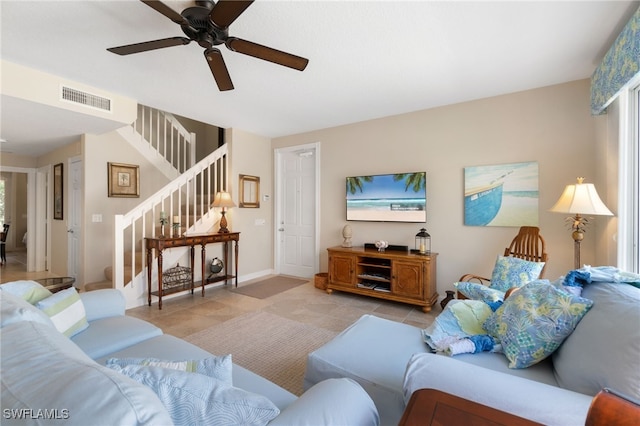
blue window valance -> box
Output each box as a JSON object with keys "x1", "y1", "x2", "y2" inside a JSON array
[{"x1": 591, "y1": 6, "x2": 640, "y2": 115}]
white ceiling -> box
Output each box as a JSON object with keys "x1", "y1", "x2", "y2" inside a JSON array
[{"x1": 1, "y1": 0, "x2": 638, "y2": 157}]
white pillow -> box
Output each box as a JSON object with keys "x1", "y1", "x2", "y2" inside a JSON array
[
  {"x1": 36, "y1": 287, "x2": 89, "y2": 337},
  {"x1": 0, "y1": 290, "x2": 55, "y2": 329},
  {"x1": 0, "y1": 280, "x2": 52, "y2": 304},
  {"x1": 105, "y1": 355, "x2": 233, "y2": 385},
  {"x1": 108, "y1": 364, "x2": 280, "y2": 426}
]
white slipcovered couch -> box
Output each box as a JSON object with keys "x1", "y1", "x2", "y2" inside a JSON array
[
  {"x1": 304, "y1": 280, "x2": 640, "y2": 425},
  {"x1": 1, "y1": 283, "x2": 379, "y2": 425}
]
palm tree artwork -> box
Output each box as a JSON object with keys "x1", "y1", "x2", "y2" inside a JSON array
[{"x1": 346, "y1": 172, "x2": 426, "y2": 222}]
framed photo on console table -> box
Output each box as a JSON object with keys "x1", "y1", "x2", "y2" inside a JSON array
[{"x1": 108, "y1": 162, "x2": 140, "y2": 198}]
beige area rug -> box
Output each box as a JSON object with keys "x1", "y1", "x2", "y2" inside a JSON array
[
  {"x1": 231, "y1": 276, "x2": 308, "y2": 299},
  {"x1": 183, "y1": 311, "x2": 337, "y2": 396}
]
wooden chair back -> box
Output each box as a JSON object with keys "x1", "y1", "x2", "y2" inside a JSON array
[
  {"x1": 453, "y1": 226, "x2": 549, "y2": 306},
  {"x1": 503, "y1": 226, "x2": 547, "y2": 277}
]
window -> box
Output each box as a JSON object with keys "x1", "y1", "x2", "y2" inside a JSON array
[{"x1": 618, "y1": 82, "x2": 640, "y2": 273}]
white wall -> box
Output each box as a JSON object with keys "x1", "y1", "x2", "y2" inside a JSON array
[
  {"x1": 1, "y1": 60, "x2": 136, "y2": 126},
  {"x1": 228, "y1": 129, "x2": 275, "y2": 280},
  {"x1": 273, "y1": 79, "x2": 614, "y2": 297},
  {"x1": 82, "y1": 131, "x2": 171, "y2": 286},
  {"x1": 37, "y1": 141, "x2": 82, "y2": 277}
]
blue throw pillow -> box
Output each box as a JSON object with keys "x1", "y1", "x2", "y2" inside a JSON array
[
  {"x1": 483, "y1": 280, "x2": 593, "y2": 368},
  {"x1": 108, "y1": 364, "x2": 280, "y2": 426},
  {"x1": 106, "y1": 355, "x2": 232, "y2": 385},
  {"x1": 454, "y1": 282, "x2": 505, "y2": 304},
  {"x1": 489, "y1": 256, "x2": 545, "y2": 292}
]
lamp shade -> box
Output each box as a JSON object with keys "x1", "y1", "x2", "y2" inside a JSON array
[
  {"x1": 549, "y1": 178, "x2": 613, "y2": 216},
  {"x1": 212, "y1": 191, "x2": 236, "y2": 209}
]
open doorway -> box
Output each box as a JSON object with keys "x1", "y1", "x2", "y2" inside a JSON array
[
  {"x1": 0, "y1": 166, "x2": 46, "y2": 276},
  {"x1": 0, "y1": 171, "x2": 28, "y2": 271}
]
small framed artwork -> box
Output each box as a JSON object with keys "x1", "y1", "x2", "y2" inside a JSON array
[
  {"x1": 53, "y1": 163, "x2": 63, "y2": 220},
  {"x1": 239, "y1": 174, "x2": 260, "y2": 208},
  {"x1": 108, "y1": 162, "x2": 140, "y2": 198}
]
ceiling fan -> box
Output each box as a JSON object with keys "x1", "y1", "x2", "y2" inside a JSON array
[{"x1": 107, "y1": 0, "x2": 309, "y2": 91}]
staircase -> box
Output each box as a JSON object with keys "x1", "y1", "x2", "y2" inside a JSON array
[
  {"x1": 85, "y1": 250, "x2": 143, "y2": 292},
  {"x1": 84, "y1": 106, "x2": 229, "y2": 305},
  {"x1": 131, "y1": 105, "x2": 196, "y2": 174}
]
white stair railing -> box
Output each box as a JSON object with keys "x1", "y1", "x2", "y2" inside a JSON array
[
  {"x1": 132, "y1": 104, "x2": 197, "y2": 174},
  {"x1": 113, "y1": 144, "x2": 228, "y2": 290}
]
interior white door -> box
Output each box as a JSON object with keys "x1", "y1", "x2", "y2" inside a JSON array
[
  {"x1": 276, "y1": 145, "x2": 318, "y2": 278},
  {"x1": 67, "y1": 158, "x2": 82, "y2": 282},
  {"x1": 35, "y1": 165, "x2": 49, "y2": 271}
]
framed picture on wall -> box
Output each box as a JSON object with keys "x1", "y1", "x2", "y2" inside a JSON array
[
  {"x1": 464, "y1": 161, "x2": 539, "y2": 227},
  {"x1": 53, "y1": 163, "x2": 63, "y2": 220},
  {"x1": 239, "y1": 174, "x2": 260, "y2": 208},
  {"x1": 108, "y1": 162, "x2": 140, "y2": 198}
]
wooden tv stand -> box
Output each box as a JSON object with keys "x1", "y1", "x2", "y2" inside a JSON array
[{"x1": 326, "y1": 246, "x2": 438, "y2": 312}]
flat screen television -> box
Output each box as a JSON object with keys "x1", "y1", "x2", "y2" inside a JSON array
[{"x1": 346, "y1": 172, "x2": 426, "y2": 222}]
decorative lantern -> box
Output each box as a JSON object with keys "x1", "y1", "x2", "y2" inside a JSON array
[{"x1": 415, "y1": 228, "x2": 431, "y2": 255}]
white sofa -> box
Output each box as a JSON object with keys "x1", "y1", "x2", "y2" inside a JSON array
[
  {"x1": 304, "y1": 281, "x2": 640, "y2": 425},
  {"x1": 1, "y1": 284, "x2": 379, "y2": 425}
]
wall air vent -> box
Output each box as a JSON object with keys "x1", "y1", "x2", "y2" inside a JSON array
[{"x1": 61, "y1": 86, "x2": 112, "y2": 112}]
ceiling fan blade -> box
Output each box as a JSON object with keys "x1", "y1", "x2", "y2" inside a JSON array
[
  {"x1": 204, "y1": 48, "x2": 234, "y2": 91},
  {"x1": 209, "y1": 0, "x2": 254, "y2": 28},
  {"x1": 140, "y1": 0, "x2": 190, "y2": 26},
  {"x1": 226, "y1": 38, "x2": 308, "y2": 71},
  {"x1": 107, "y1": 37, "x2": 191, "y2": 55}
]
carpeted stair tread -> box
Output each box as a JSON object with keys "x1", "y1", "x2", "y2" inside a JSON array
[{"x1": 83, "y1": 280, "x2": 112, "y2": 292}]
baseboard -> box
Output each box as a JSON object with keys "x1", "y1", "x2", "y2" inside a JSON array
[{"x1": 238, "y1": 269, "x2": 275, "y2": 284}]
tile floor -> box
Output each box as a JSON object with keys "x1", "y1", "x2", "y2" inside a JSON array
[
  {"x1": 127, "y1": 276, "x2": 440, "y2": 338},
  {"x1": 1, "y1": 250, "x2": 439, "y2": 337},
  {"x1": 0, "y1": 251, "x2": 58, "y2": 283}
]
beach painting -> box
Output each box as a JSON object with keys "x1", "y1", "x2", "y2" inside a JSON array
[
  {"x1": 346, "y1": 172, "x2": 427, "y2": 222},
  {"x1": 464, "y1": 161, "x2": 538, "y2": 227}
]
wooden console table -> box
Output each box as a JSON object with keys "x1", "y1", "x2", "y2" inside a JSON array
[{"x1": 145, "y1": 232, "x2": 239, "y2": 309}]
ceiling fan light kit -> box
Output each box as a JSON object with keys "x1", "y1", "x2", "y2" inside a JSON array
[{"x1": 108, "y1": 0, "x2": 309, "y2": 91}]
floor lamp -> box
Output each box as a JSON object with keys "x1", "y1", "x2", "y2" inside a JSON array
[
  {"x1": 212, "y1": 191, "x2": 236, "y2": 233},
  {"x1": 549, "y1": 177, "x2": 613, "y2": 269}
]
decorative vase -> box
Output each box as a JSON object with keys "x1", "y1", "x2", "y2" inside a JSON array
[
  {"x1": 342, "y1": 225, "x2": 353, "y2": 247},
  {"x1": 441, "y1": 290, "x2": 455, "y2": 309}
]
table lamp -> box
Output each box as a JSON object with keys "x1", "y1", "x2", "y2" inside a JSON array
[
  {"x1": 212, "y1": 191, "x2": 236, "y2": 233},
  {"x1": 549, "y1": 177, "x2": 613, "y2": 269}
]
